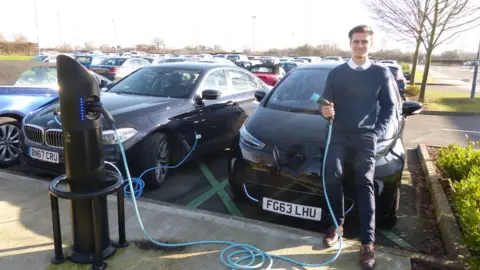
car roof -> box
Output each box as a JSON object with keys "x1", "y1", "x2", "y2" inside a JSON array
[
  {"x1": 295, "y1": 62, "x2": 343, "y2": 70},
  {"x1": 147, "y1": 61, "x2": 235, "y2": 70}
]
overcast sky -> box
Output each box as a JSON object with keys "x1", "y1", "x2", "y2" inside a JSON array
[{"x1": 1, "y1": 0, "x2": 478, "y2": 53}]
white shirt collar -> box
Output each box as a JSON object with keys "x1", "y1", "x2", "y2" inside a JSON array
[{"x1": 347, "y1": 58, "x2": 372, "y2": 70}]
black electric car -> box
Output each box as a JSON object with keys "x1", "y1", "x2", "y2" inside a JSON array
[
  {"x1": 227, "y1": 62, "x2": 423, "y2": 228},
  {"x1": 20, "y1": 62, "x2": 271, "y2": 189}
]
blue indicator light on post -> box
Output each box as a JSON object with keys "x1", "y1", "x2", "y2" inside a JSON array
[{"x1": 80, "y1": 97, "x2": 85, "y2": 121}]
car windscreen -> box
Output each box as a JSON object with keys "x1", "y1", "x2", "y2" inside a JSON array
[
  {"x1": 107, "y1": 66, "x2": 201, "y2": 98},
  {"x1": 14, "y1": 66, "x2": 58, "y2": 86},
  {"x1": 100, "y1": 58, "x2": 126, "y2": 66},
  {"x1": 264, "y1": 68, "x2": 331, "y2": 114}
]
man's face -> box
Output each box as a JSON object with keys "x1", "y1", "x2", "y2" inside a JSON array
[{"x1": 350, "y1": 32, "x2": 373, "y2": 58}]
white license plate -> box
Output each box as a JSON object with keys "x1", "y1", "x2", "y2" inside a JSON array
[
  {"x1": 29, "y1": 147, "x2": 59, "y2": 164},
  {"x1": 262, "y1": 197, "x2": 322, "y2": 221}
]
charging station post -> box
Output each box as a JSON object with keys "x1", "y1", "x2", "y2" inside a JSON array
[{"x1": 48, "y1": 55, "x2": 128, "y2": 270}]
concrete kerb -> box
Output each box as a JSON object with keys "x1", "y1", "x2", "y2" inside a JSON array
[
  {"x1": 416, "y1": 144, "x2": 472, "y2": 261},
  {"x1": 420, "y1": 111, "x2": 480, "y2": 117},
  {"x1": 413, "y1": 82, "x2": 466, "y2": 86}
]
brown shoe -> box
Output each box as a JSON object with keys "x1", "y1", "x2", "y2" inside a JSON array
[
  {"x1": 323, "y1": 225, "x2": 343, "y2": 247},
  {"x1": 360, "y1": 243, "x2": 376, "y2": 269}
]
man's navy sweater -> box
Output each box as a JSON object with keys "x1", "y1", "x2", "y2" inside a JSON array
[{"x1": 321, "y1": 62, "x2": 396, "y2": 138}]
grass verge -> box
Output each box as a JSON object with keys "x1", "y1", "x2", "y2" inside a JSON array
[
  {"x1": 0, "y1": 55, "x2": 33, "y2": 60},
  {"x1": 414, "y1": 71, "x2": 434, "y2": 84},
  {"x1": 407, "y1": 91, "x2": 480, "y2": 113}
]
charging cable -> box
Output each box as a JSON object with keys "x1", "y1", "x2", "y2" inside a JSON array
[
  {"x1": 111, "y1": 112, "x2": 341, "y2": 269},
  {"x1": 56, "y1": 99, "x2": 342, "y2": 268}
]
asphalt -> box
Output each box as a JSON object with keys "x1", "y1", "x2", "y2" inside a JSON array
[
  {"x1": 0, "y1": 171, "x2": 412, "y2": 270},
  {"x1": 403, "y1": 113, "x2": 480, "y2": 148},
  {"x1": 417, "y1": 65, "x2": 478, "y2": 93}
]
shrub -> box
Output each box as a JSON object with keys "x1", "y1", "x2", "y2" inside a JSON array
[
  {"x1": 450, "y1": 173, "x2": 480, "y2": 253},
  {"x1": 400, "y1": 62, "x2": 411, "y2": 73},
  {"x1": 404, "y1": 85, "x2": 420, "y2": 96},
  {"x1": 437, "y1": 142, "x2": 480, "y2": 181}
]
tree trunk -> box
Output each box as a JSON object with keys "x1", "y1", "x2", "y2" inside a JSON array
[
  {"x1": 418, "y1": 0, "x2": 439, "y2": 103},
  {"x1": 410, "y1": 37, "x2": 422, "y2": 86},
  {"x1": 418, "y1": 48, "x2": 432, "y2": 102}
]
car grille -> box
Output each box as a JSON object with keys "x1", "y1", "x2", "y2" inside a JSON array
[
  {"x1": 45, "y1": 129, "x2": 63, "y2": 148},
  {"x1": 24, "y1": 125, "x2": 43, "y2": 144}
]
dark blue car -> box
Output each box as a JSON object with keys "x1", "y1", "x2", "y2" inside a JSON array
[{"x1": 0, "y1": 63, "x2": 112, "y2": 166}]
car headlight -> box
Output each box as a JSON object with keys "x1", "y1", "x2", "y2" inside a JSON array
[
  {"x1": 240, "y1": 125, "x2": 265, "y2": 150},
  {"x1": 103, "y1": 128, "x2": 137, "y2": 145}
]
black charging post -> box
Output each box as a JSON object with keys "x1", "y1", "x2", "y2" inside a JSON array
[{"x1": 48, "y1": 55, "x2": 128, "y2": 270}]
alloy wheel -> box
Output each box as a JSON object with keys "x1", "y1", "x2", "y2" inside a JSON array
[
  {"x1": 0, "y1": 124, "x2": 21, "y2": 163},
  {"x1": 154, "y1": 140, "x2": 169, "y2": 184}
]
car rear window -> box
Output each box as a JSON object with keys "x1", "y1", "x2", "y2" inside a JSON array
[
  {"x1": 388, "y1": 66, "x2": 400, "y2": 78},
  {"x1": 265, "y1": 68, "x2": 331, "y2": 114},
  {"x1": 251, "y1": 67, "x2": 274, "y2": 73},
  {"x1": 282, "y1": 63, "x2": 297, "y2": 70},
  {"x1": 101, "y1": 58, "x2": 126, "y2": 66},
  {"x1": 75, "y1": 56, "x2": 92, "y2": 64}
]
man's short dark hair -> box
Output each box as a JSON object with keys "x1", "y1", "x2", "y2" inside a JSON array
[{"x1": 348, "y1": 25, "x2": 374, "y2": 39}]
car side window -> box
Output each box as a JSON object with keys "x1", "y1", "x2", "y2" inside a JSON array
[
  {"x1": 227, "y1": 69, "x2": 258, "y2": 92},
  {"x1": 201, "y1": 69, "x2": 229, "y2": 93}
]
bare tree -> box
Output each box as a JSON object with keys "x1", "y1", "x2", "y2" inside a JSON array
[
  {"x1": 13, "y1": 33, "x2": 28, "y2": 43},
  {"x1": 417, "y1": 0, "x2": 480, "y2": 101},
  {"x1": 152, "y1": 37, "x2": 165, "y2": 50},
  {"x1": 84, "y1": 41, "x2": 97, "y2": 51},
  {"x1": 364, "y1": 0, "x2": 432, "y2": 86}
]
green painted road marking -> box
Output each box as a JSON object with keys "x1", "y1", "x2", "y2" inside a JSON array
[
  {"x1": 379, "y1": 229, "x2": 414, "y2": 249},
  {"x1": 186, "y1": 180, "x2": 229, "y2": 208},
  {"x1": 198, "y1": 163, "x2": 244, "y2": 217}
]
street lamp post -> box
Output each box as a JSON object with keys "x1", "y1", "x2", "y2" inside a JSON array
[
  {"x1": 112, "y1": 20, "x2": 117, "y2": 54},
  {"x1": 291, "y1": 33, "x2": 295, "y2": 57},
  {"x1": 33, "y1": 0, "x2": 40, "y2": 54},
  {"x1": 57, "y1": 12, "x2": 62, "y2": 47},
  {"x1": 470, "y1": 39, "x2": 480, "y2": 101},
  {"x1": 252, "y1": 15, "x2": 256, "y2": 57}
]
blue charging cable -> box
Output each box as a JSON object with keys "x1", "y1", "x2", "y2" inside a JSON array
[{"x1": 113, "y1": 116, "x2": 342, "y2": 269}]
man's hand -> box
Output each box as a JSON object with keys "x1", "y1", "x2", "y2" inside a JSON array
[{"x1": 321, "y1": 103, "x2": 335, "y2": 119}]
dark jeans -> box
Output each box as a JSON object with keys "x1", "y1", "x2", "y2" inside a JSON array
[{"x1": 324, "y1": 129, "x2": 377, "y2": 245}]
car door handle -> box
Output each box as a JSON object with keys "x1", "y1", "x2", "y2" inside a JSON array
[{"x1": 226, "y1": 100, "x2": 234, "y2": 106}]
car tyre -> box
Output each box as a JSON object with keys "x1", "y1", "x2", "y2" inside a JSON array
[
  {"x1": 135, "y1": 132, "x2": 170, "y2": 190},
  {"x1": 227, "y1": 156, "x2": 248, "y2": 202},
  {"x1": 380, "y1": 185, "x2": 400, "y2": 228},
  {"x1": 0, "y1": 117, "x2": 22, "y2": 167}
]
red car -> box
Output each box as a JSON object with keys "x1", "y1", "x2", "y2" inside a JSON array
[{"x1": 249, "y1": 64, "x2": 286, "y2": 86}]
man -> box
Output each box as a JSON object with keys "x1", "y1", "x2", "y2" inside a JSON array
[{"x1": 320, "y1": 25, "x2": 396, "y2": 269}]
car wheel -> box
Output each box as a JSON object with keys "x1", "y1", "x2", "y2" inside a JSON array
[
  {"x1": 379, "y1": 185, "x2": 400, "y2": 228},
  {"x1": 136, "y1": 132, "x2": 170, "y2": 189},
  {"x1": 0, "y1": 117, "x2": 22, "y2": 167}
]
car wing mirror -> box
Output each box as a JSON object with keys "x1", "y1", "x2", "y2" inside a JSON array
[
  {"x1": 254, "y1": 90, "x2": 266, "y2": 102},
  {"x1": 101, "y1": 82, "x2": 114, "y2": 91},
  {"x1": 402, "y1": 101, "x2": 423, "y2": 116},
  {"x1": 201, "y1": 89, "x2": 221, "y2": 100}
]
